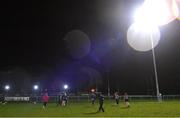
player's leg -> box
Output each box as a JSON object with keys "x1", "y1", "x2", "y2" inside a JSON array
[
  {"x1": 43, "y1": 102, "x2": 45, "y2": 108},
  {"x1": 99, "y1": 103, "x2": 103, "y2": 112},
  {"x1": 116, "y1": 99, "x2": 118, "y2": 104},
  {"x1": 102, "y1": 103, "x2": 104, "y2": 112}
]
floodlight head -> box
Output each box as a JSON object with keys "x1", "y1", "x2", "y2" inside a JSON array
[
  {"x1": 5, "y1": 85, "x2": 10, "y2": 90},
  {"x1": 134, "y1": 0, "x2": 179, "y2": 27},
  {"x1": 33, "y1": 85, "x2": 39, "y2": 90},
  {"x1": 63, "y1": 84, "x2": 68, "y2": 90}
]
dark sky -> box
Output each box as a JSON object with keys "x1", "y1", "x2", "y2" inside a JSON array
[{"x1": 0, "y1": 0, "x2": 180, "y2": 95}]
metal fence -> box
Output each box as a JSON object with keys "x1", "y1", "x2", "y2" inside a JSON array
[
  {"x1": 1, "y1": 94, "x2": 180, "y2": 103},
  {"x1": 29, "y1": 95, "x2": 180, "y2": 103}
]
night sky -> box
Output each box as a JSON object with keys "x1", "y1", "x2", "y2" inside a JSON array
[{"x1": 0, "y1": 0, "x2": 180, "y2": 95}]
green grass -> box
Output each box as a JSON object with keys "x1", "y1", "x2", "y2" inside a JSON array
[{"x1": 0, "y1": 100, "x2": 180, "y2": 117}]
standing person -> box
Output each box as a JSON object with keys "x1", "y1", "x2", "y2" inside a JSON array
[
  {"x1": 98, "y1": 93, "x2": 105, "y2": 112},
  {"x1": 61, "y1": 92, "x2": 67, "y2": 106},
  {"x1": 57, "y1": 93, "x2": 62, "y2": 106},
  {"x1": 64, "y1": 92, "x2": 68, "y2": 105},
  {"x1": 0, "y1": 94, "x2": 2, "y2": 104},
  {"x1": 42, "y1": 93, "x2": 49, "y2": 109},
  {"x1": 0, "y1": 94, "x2": 6, "y2": 105},
  {"x1": 114, "y1": 92, "x2": 120, "y2": 105},
  {"x1": 124, "y1": 92, "x2": 130, "y2": 108},
  {"x1": 91, "y1": 92, "x2": 96, "y2": 105}
]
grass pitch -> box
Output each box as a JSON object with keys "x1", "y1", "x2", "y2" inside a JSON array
[{"x1": 0, "y1": 100, "x2": 180, "y2": 117}]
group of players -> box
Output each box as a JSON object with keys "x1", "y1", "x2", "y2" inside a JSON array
[
  {"x1": 41, "y1": 92, "x2": 68, "y2": 109},
  {"x1": 1, "y1": 91, "x2": 130, "y2": 113},
  {"x1": 41, "y1": 92, "x2": 107, "y2": 112},
  {"x1": 91, "y1": 92, "x2": 130, "y2": 112},
  {"x1": 41, "y1": 91, "x2": 130, "y2": 113},
  {"x1": 114, "y1": 92, "x2": 130, "y2": 107}
]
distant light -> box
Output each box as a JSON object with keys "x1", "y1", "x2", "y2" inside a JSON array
[
  {"x1": 63, "y1": 84, "x2": 68, "y2": 90},
  {"x1": 33, "y1": 85, "x2": 39, "y2": 90},
  {"x1": 5, "y1": 85, "x2": 10, "y2": 90},
  {"x1": 91, "y1": 89, "x2": 95, "y2": 92}
]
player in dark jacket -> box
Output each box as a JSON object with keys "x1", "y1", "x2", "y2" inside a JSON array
[
  {"x1": 0, "y1": 94, "x2": 5, "y2": 104},
  {"x1": 57, "y1": 94, "x2": 62, "y2": 106},
  {"x1": 98, "y1": 93, "x2": 105, "y2": 112},
  {"x1": 62, "y1": 92, "x2": 68, "y2": 106},
  {"x1": 91, "y1": 93, "x2": 96, "y2": 105}
]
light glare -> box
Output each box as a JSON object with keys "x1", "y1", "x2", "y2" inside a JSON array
[
  {"x1": 134, "y1": 0, "x2": 178, "y2": 26},
  {"x1": 5, "y1": 85, "x2": 10, "y2": 90},
  {"x1": 33, "y1": 85, "x2": 39, "y2": 90},
  {"x1": 63, "y1": 84, "x2": 68, "y2": 90}
]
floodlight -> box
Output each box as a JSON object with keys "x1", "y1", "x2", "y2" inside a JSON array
[
  {"x1": 127, "y1": 0, "x2": 180, "y2": 51},
  {"x1": 134, "y1": 0, "x2": 179, "y2": 27},
  {"x1": 126, "y1": 0, "x2": 179, "y2": 101},
  {"x1": 33, "y1": 85, "x2": 39, "y2": 90},
  {"x1": 5, "y1": 85, "x2": 10, "y2": 90},
  {"x1": 63, "y1": 84, "x2": 68, "y2": 90}
]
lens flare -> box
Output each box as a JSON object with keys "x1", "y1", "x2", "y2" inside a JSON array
[{"x1": 127, "y1": 22, "x2": 161, "y2": 52}]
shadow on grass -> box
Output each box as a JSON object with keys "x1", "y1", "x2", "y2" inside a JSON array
[
  {"x1": 111, "y1": 104, "x2": 119, "y2": 107},
  {"x1": 84, "y1": 111, "x2": 100, "y2": 114},
  {"x1": 83, "y1": 104, "x2": 98, "y2": 109},
  {"x1": 83, "y1": 105, "x2": 94, "y2": 108}
]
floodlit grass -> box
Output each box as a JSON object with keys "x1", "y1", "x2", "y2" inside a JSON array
[{"x1": 0, "y1": 100, "x2": 180, "y2": 117}]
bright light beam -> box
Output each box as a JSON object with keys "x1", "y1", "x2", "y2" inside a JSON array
[{"x1": 134, "y1": 0, "x2": 179, "y2": 27}]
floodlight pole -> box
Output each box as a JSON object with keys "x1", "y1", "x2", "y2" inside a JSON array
[
  {"x1": 150, "y1": 35, "x2": 160, "y2": 101},
  {"x1": 107, "y1": 70, "x2": 110, "y2": 98},
  {"x1": 108, "y1": 77, "x2": 110, "y2": 97}
]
